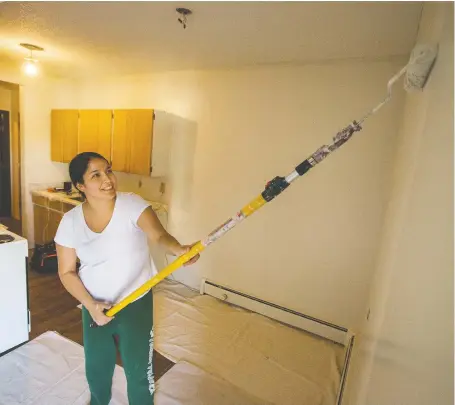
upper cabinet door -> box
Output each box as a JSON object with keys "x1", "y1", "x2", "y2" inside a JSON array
[
  {"x1": 51, "y1": 110, "x2": 79, "y2": 163},
  {"x1": 62, "y1": 112, "x2": 79, "y2": 163},
  {"x1": 112, "y1": 109, "x2": 154, "y2": 175},
  {"x1": 78, "y1": 110, "x2": 112, "y2": 160},
  {"x1": 129, "y1": 109, "x2": 154, "y2": 175},
  {"x1": 111, "y1": 110, "x2": 130, "y2": 173}
]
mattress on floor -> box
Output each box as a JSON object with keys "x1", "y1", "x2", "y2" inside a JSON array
[
  {"x1": 0, "y1": 331, "x2": 128, "y2": 405},
  {"x1": 153, "y1": 280, "x2": 346, "y2": 405}
]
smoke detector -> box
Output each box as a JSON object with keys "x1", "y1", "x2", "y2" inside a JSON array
[{"x1": 176, "y1": 7, "x2": 192, "y2": 29}]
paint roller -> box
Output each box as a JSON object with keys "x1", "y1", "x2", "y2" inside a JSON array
[{"x1": 90, "y1": 44, "x2": 438, "y2": 327}]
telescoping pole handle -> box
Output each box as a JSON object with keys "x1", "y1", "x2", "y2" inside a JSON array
[{"x1": 89, "y1": 243, "x2": 204, "y2": 328}]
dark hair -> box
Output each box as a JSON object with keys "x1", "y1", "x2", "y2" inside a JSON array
[{"x1": 69, "y1": 152, "x2": 109, "y2": 197}]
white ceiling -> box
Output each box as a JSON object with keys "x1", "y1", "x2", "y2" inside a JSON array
[{"x1": 0, "y1": 1, "x2": 423, "y2": 78}]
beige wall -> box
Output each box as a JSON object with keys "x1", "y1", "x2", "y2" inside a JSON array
[
  {"x1": 344, "y1": 3, "x2": 454, "y2": 404},
  {"x1": 0, "y1": 87, "x2": 12, "y2": 111},
  {"x1": 72, "y1": 58, "x2": 406, "y2": 329},
  {"x1": 21, "y1": 79, "x2": 75, "y2": 242}
]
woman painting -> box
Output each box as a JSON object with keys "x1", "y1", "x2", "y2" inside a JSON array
[{"x1": 54, "y1": 151, "x2": 199, "y2": 405}]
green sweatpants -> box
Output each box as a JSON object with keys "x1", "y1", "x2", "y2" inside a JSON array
[{"x1": 82, "y1": 291, "x2": 154, "y2": 405}]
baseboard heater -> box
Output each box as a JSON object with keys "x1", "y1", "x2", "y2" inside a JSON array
[
  {"x1": 200, "y1": 278, "x2": 355, "y2": 405},
  {"x1": 200, "y1": 278, "x2": 350, "y2": 346}
]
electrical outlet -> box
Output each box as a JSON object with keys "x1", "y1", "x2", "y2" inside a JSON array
[{"x1": 160, "y1": 182, "x2": 166, "y2": 194}]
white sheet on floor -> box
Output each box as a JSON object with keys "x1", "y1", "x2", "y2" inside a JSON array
[
  {"x1": 156, "y1": 361, "x2": 273, "y2": 405},
  {"x1": 0, "y1": 331, "x2": 128, "y2": 405},
  {"x1": 153, "y1": 280, "x2": 345, "y2": 405}
]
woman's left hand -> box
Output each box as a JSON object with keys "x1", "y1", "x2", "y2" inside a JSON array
[{"x1": 179, "y1": 243, "x2": 201, "y2": 266}]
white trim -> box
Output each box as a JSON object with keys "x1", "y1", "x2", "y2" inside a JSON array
[
  {"x1": 336, "y1": 333, "x2": 355, "y2": 405},
  {"x1": 200, "y1": 278, "x2": 349, "y2": 346}
]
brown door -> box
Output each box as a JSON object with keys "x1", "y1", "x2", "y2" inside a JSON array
[{"x1": 0, "y1": 110, "x2": 11, "y2": 217}]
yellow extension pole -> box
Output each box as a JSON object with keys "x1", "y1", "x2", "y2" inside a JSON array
[
  {"x1": 105, "y1": 240, "x2": 206, "y2": 317},
  {"x1": 90, "y1": 120, "x2": 363, "y2": 326},
  {"x1": 104, "y1": 194, "x2": 267, "y2": 318}
]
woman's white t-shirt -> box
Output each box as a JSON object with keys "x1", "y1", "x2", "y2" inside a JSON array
[{"x1": 54, "y1": 192, "x2": 155, "y2": 304}]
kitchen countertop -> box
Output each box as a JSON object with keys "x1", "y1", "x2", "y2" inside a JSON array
[{"x1": 31, "y1": 189, "x2": 168, "y2": 213}]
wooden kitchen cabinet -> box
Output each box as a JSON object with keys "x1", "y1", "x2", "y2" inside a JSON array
[
  {"x1": 112, "y1": 109, "x2": 154, "y2": 175},
  {"x1": 78, "y1": 110, "x2": 112, "y2": 160},
  {"x1": 129, "y1": 110, "x2": 154, "y2": 175},
  {"x1": 51, "y1": 110, "x2": 79, "y2": 163},
  {"x1": 111, "y1": 110, "x2": 130, "y2": 173},
  {"x1": 47, "y1": 209, "x2": 63, "y2": 242},
  {"x1": 62, "y1": 201, "x2": 75, "y2": 213},
  {"x1": 50, "y1": 108, "x2": 171, "y2": 177},
  {"x1": 33, "y1": 197, "x2": 65, "y2": 245},
  {"x1": 33, "y1": 204, "x2": 49, "y2": 245}
]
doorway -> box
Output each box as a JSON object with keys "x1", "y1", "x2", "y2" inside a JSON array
[
  {"x1": 0, "y1": 81, "x2": 22, "y2": 236},
  {"x1": 0, "y1": 110, "x2": 11, "y2": 217}
]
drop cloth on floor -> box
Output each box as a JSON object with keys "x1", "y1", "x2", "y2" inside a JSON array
[
  {"x1": 1, "y1": 330, "x2": 266, "y2": 405},
  {"x1": 0, "y1": 331, "x2": 128, "y2": 405},
  {"x1": 156, "y1": 361, "x2": 273, "y2": 405},
  {"x1": 153, "y1": 280, "x2": 345, "y2": 405}
]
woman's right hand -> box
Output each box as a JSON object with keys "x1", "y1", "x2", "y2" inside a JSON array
[{"x1": 87, "y1": 300, "x2": 114, "y2": 326}]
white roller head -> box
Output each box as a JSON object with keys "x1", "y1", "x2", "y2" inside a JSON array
[
  {"x1": 404, "y1": 44, "x2": 438, "y2": 92},
  {"x1": 358, "y1": 44, "x2": 439, "y2": 125}
]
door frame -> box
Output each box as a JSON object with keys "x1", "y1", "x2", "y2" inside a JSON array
[
  {"x1": 0, "y1": 81, "x2": 21, "y2": 222},
  {"x1": 0, "y1": 109, "x2": 12, "y2": 217}
]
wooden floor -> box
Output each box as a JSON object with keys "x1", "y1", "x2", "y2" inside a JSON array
[{"x1": 27, "y1": 260, "x2": 175, "y2": 381}]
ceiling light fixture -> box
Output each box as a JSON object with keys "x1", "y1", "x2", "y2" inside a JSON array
[
  {"x1": 176, "y1": 7, "x2": 192, "y2": 29},
  {"x1": 20, "y1": 43, "x2": 44, "y2": 77}
]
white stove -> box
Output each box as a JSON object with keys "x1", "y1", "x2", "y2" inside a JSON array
[{"x1": 0, "y1": 227, "x2": 29, "y2": 354}]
